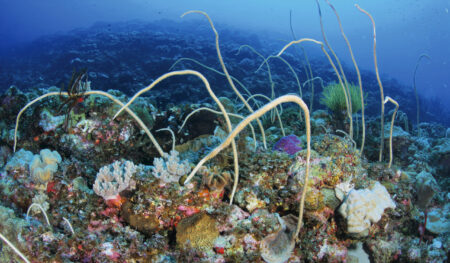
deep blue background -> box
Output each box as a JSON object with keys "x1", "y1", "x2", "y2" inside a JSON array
[{"x1": 1, "y1": 0, "x2": 449, "y2": 111}]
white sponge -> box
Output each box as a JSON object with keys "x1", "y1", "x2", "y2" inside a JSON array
[{"x1": 339, "y1": 182, "x2": 396, "y2": 234}]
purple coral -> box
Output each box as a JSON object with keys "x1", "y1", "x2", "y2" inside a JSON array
[{"x1": 273, "y1": 135, "x2": 302, "y2": 155}]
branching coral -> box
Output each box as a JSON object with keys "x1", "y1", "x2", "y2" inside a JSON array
[
  {"x1": 93, "y1": 160, "x2": 137, "y2": 201},
  {"x1": 152, "y1": 150, "x2": 191, "y2": 184}
]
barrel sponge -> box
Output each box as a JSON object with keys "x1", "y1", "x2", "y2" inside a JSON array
[
  {"x1": 338, "y1": 182, "x2": 396, "y2": 235},
  {"x1": 29, "y1": 149, "x2": 62, "y2": 185}
]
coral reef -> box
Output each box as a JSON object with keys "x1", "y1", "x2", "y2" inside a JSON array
[{"x1": 0, "y1": 9, "x2": 448, "y2": 263}]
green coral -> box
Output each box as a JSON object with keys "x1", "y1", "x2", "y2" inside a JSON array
[{"x1": 320, "y1": 83, "x2": 365, "y2": 114}]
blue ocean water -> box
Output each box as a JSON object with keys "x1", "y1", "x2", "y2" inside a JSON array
[
  {"x1": 0, "y1": 0, "x2": 449, "y2": 262},
  {"x1": 1, "y1": 0, "x2": 449, "y2": 105},
  {"x1": 1, "y1": 0, "x2": 449, "y2": 124}
]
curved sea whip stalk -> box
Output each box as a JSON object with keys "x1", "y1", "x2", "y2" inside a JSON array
[
  {"x1": 289, "y1": 10, "x2": 314, "y2": 111},
  {"x1": 178, "y1": 106, "x2": 258, "y2": 149},
  {"x1": 255, "y1": 55, "x2": 303, "y2": 100},
  {"x1": 0, "y1": 232, "x2": 30, "y2": 263},
  {"x1": 236, "y1": 45, "x2": 276, "y2": 101},
  {"x1": 236, "y1": 45, "x2": 285, "y2": 123},
  {"x1": 181, "y1": 10, "x2": 268, "y2": 150},
  {"x1": 267, "y1": 37, "x2": 351, "y2": 138},
  {"x1": 325, "y1": 0, "x2": 366, "y2": 155},
  {"x1": 13, "y1": 90, "x2": 165, "y2": 156},
  {"x1": 302, "y1": 76, "x2": 325, "y2": 113},
  {"x1": 238, "y1": 94, "x2": 285, "y2": 137},
  {"x1": 262, "y1": 38, "x2": 349, "y2": 136},
  {"x1": 182, "y1": 94, "x2": 311, "y2": 241},
  {"x1": 355, "y1": 4, "x2": 385, "y2": 162},
  {"x1": 113, "y1": 69, "x2": 241, "y2": 205},
  {"x1": 156, "y1": 127, "x2": 176, "y2": 152},
  {"x1": 169, "y1": 57, "x2": 254, "y2": 99},
  {"x1": 384, "y1": 96, "x2": 399, "y2": 168},
  {"x1": 413, "y1": 53, "x2": 431, "y2": 134},
  {"x1": 315, "y1": 0, "x2": 353, "y2": 138}
]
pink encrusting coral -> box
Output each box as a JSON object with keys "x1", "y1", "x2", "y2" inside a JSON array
[{"x1": 273, "y1": 134, "x2": 303, "y2": 155}]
